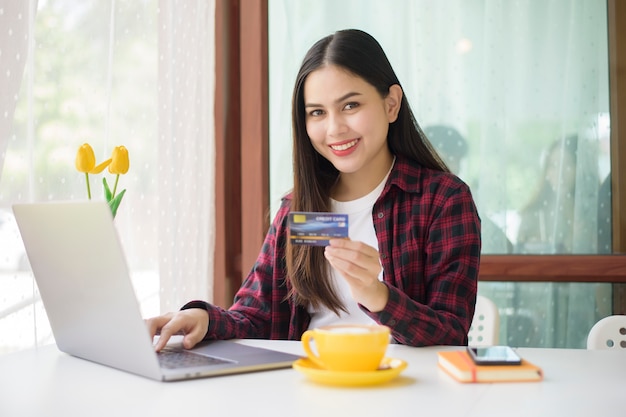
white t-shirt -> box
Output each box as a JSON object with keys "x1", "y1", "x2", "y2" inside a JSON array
[{"x1": 307, "y1": 164, "x2": 393, "y2": 329}]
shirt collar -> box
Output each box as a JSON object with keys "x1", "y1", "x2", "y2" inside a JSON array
[{"x1": 384, "y1": 154, "x2": 424, "y2": 195}]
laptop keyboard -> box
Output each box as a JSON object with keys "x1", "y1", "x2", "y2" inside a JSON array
[{"x1": 157, "y1": 348, "x2": 234, "y2": 369}]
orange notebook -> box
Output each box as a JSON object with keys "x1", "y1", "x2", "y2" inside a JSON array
[{"x1": 437, "y1": 350, "x2": 543, "y2": 383}]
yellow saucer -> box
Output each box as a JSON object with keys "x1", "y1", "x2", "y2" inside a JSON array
[{"x1": 292, "y1": 357, "x2": 408, "y2": 387}]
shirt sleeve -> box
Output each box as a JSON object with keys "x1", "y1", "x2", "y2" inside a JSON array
[
  {"x1": 366, "y1": 179, "x2": 481, "y2": 347},
  {"x1": 181, "y1": 200, "x2": 293, "y2": 340}
]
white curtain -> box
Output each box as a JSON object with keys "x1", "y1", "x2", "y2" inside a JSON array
[
  {"x1": 157, "y1": 0, "x2": 216, "y2": 312},
  {"x1": 268, "y1": 0, "x2": 611, "y2": 348},
  {"x1": 0, "y1": 1, "x2": 31, "y2": 177},
  {"x1": 0, "y1": 0, "x2": 216, "y2": 355}
]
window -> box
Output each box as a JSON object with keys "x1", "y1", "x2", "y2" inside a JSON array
[
  {"x1": 268, "y1": 0, "x2": 613, "y2": 348},
  {"x1": 0, "y1": 0, "x2": 216, "y2": 355}
]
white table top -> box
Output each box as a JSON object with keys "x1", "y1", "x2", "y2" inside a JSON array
[{"x1": 0, "y1": 340, "x2": 623, "y2": 417}]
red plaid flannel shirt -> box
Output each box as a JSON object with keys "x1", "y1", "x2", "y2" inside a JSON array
[{"x1": 183, "y1": 155, "x2": 481, "y2": 346}]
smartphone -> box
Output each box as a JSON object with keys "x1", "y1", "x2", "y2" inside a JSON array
[{"x1": 466, "y1": 346, "x2": 522, "y2": 366}]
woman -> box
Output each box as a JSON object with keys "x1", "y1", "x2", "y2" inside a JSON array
[{"x1": 148, "y1": 29, "x2": 481, "y2": 349}]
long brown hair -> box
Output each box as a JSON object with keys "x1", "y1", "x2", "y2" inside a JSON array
[{"x1": 286, "y1": 29, "x2": 448, "y2": 313}]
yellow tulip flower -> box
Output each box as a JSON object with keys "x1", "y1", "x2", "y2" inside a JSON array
[
  {"x1": 76, "y1": 143, "x2": 97, "y2": 199},
  {"x1": 75, "y1": 143, "x2": 96, "y2": 173},
  {"x1": 108, "y1": 146, "x2": 130, "y2": 174},
  {"x1": 76, "y1": 143, "x2": 114, "y2": 199},
  {"x1": 108, "y1": 146, "x2": 130, "y2": 199}
]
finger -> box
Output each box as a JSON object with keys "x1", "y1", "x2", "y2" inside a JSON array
[
  {"x1": 326, "y1": 250, "x2": 383, "y2": 289},
  {"x1": 154, "y1": 330, "x2": 172, "y2": 352},
  {"x1": 153, "y1": 316, "x2": 182, "y2": 352},
  {"x1": 326, "y1": 252, "x2": 366, "y2": 281},
  {"x1": 145, "y1": 318, "x2": 158, "y2": 340},
  {"x1": 325, "y1": 245, "x2": 381, "y2": 275},
  {"x1": 181, "y1": 309, "x2": 211, "y2": 349},
  {"x1": 327, "y1": 239, "x2": 379, "y2": 260},
  {"x1": 182, "y1": 330, "x2": 205, "y2": 350},
  {"x1": 145, "y1": 314, "x2": 172, "y2": 339}
]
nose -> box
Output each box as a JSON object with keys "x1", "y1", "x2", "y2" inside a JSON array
[{"x1": 327, "y1": 112, "x2": 348, "y2": 137}]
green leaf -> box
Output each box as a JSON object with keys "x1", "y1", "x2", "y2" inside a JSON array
[
  {"x1": 108, "y1": 189, "x2": 126, "y2": 218},
  {"x1": 102, "y1": 177, "x2": 113, "y2": 202}
]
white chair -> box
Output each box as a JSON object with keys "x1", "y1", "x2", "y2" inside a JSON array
[
  {"x1": 586, "y1": 315, "x2": 626, "y2": 350},
  {"x1": 468, "y1": 295, "x2": 500, "y2": 346}
]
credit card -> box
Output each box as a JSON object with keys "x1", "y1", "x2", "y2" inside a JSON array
[{"x1": 288, "y1": 212, "x2": 349, "y2": 246}]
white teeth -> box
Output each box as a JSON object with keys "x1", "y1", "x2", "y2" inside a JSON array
[{"x1": 330, "y1": 139, "x2": 358, "y2": 151}]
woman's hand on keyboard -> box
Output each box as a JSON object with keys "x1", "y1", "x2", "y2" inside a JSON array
[{"x1": 146, "y1": 309, "x2": 209, "y2": 352}]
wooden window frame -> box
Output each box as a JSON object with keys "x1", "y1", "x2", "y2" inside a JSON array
[{"x1": 213, "y1": 0, "x2": 626, "y2": 313}]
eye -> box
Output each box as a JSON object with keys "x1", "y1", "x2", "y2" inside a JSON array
[
  {"x1": 308, "y1": 109, "x2": 324, "y2": 117},
  {"x1": 344, "y1": 102, "x2": 359, "y2": 111}
]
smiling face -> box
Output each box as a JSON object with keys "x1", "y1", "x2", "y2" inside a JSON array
[{"x1": 303, "y1": 65, "x2": 401, "y2": 200}]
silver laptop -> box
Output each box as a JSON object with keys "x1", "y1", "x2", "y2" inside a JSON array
[{"x1": 12, "y1": 201, "x2": 301, "y2": 382}]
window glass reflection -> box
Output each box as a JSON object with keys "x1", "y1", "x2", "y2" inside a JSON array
[
  {"x1": 516, "y1": 135, "x2": 599, "y2": 254},
  {"x1": 424, "y1": 124, "x2": 514, "y2": 254}
]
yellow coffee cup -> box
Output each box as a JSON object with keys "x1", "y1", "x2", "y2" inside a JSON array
[{"x1": 301, "y1": 324, "x2": 390, "y2": 372}]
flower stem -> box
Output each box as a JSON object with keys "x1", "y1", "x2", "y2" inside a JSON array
[
  {"x1": 112, "y1": 174, "x2": 120, "y2": 198},
  {"x1": 85, "y1": 172, "x2": 91, "y2": 199}
]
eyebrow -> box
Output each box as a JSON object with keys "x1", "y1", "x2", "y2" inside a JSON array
[{"x1": 304, "y1": 91, "x2": 362, "y2": 108}]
